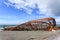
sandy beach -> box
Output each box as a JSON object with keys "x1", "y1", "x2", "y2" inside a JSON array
[{"x1": 0, "y1": 31, "x2": 60, "y2": 40}]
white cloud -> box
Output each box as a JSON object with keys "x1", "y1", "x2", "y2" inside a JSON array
[
  {"x1": 0, "y1": 16, "x2": 13, "y2": 19},
  {"x1": 2, "y1": 0, "x2": 60, "y2": 24},
  {"x1": 55, "y1": 18, "x2": 60, "y2": 24},
  {"x1": 0, "y1": 15, "x2": 24, "y2": 24},
  {"x1": 0, "y1": 15, "x2": 19, "y2": 19},
  {"x1": 3, "y1": 0, "x2": 60, "y2": 24},
  {"x1": 4, "y1": 0, "x2": 60, "y2": 16},
  {"x1": 3, "y1": 0, "x2": 47, "y2": 15},
  {"x1": 0, "y1": 20, "x2": 22, "y2": 24}
]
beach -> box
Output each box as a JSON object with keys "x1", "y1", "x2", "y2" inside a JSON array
[{"x1": 0, "y1": 31, "x2": 60, "y2": 40}]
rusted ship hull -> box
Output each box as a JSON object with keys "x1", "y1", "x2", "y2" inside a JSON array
[{"x1": 2, "y1": 18, "x2": 58, "y2": 31}]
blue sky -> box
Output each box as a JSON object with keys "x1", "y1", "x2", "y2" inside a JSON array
[{"x1": 0, "y1": 0, "x2": 60, "y2": 24}]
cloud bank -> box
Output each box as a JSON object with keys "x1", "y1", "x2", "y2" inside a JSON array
[{"x1": 4, "y1": 0, "x2": 60, "y2": 16}]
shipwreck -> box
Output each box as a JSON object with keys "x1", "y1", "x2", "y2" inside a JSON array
[{"x1": 2, "y1": 17, "x2": 58, "y2": 31}]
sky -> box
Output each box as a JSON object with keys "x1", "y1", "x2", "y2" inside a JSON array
[{"x1": 0, "y1": 0, "x2": 60, "y2": 24}]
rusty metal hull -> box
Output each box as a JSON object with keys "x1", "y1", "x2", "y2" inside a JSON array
[{"x1": 2, "y1": 18, "x2": 58, "y2": 31}]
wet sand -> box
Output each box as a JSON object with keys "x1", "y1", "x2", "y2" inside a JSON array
[{"x1": 0, "y1": 31, "x2": 60, "y2": 40}]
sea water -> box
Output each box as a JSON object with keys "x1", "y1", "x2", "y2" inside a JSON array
[{"x1": 0, "y1": 25, "x2": 16, "y2": 31}]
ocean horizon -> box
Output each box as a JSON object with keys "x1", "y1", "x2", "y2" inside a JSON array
[{"x1": 0, "y1": 24, "x2": 17, "y2": 29}]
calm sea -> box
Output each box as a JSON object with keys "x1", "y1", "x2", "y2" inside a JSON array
[{"x1": 0, "y1": 25, "x2": 16, "y2": 29}]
